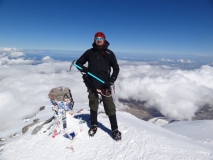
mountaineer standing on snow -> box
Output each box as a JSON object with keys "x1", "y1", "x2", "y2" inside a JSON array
[{"x1": 76, "y1": 32, "x2": 121, "y2": 141}]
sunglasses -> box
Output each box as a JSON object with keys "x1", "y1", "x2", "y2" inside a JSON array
[{"x1": 95, "y1": 37, "x2": 104, "y2": 41}]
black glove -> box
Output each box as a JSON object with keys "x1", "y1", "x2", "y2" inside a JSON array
[
  {"x1": 81, "y1": 66, "x2": 88, "y2": 73},
  {"x1": 103, "y1": 81, "x2": 113, "y2": 89}
]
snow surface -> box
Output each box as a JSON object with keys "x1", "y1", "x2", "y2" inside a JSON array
[
  {"x1": 163, "y1": 120, "x2": 213, "y2": 143},
  {"x1": 0, "y1": 103, "x2": 213, "y2": 160}
]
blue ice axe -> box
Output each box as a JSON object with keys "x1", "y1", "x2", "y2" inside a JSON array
[{"x1": 74, "y1": 63, "x2": 105, "y2": 84}]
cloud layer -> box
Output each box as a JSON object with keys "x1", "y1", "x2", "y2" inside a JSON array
[
  {"x1": 115, "y1": 61, "x2": 213, "y2": 120},
  {"x1": 0, "y1": 48, "x2": 213, "y2": 130}
]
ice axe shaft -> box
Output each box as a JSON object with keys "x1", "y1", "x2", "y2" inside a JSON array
[{"x1": 74, "y1": 63, "x2": 105, "y2": 84}]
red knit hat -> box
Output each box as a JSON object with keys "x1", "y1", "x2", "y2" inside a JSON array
[
  {"x1": 95, "y1": 32, "x2": 105, "y2": 39},
  {"x1": 94, "y1": 32, "x2": 106, "y2": 44}
]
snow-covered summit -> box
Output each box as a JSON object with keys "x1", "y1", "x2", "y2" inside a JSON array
[{"x1": 0, "y1": 103, "x2": 213, "y2": 160}]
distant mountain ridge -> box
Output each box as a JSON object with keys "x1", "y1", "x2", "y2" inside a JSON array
[{"x1": 119, "y1": 99, "x2": 213, "y2": 122}]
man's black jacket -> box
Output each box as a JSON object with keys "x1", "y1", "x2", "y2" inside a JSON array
[{"x1": 76, "y1": 41, "x2": 119, "y2": 89}]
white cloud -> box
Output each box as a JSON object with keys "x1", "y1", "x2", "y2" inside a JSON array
[
  {"x1": 177, "y1": 59, "x2": 194, "y2": 63},
  {"x1": 41, "y1": 56, "x2": 55, "y2": 63},
  {"x1": 115, "y1": 61, "x2": 213, "y2": 120},
  {"x1": 159, "y1": 58, "x2": 174, "y2": 62},
  {"x1": 1, "y1": 47, "x2": 16, "y2": 51},
  {"x1": 0, "y1": 58, "x2": 213, "y2": 130},
  {"x1": 0, "y1": 56, "x2": 35, "y2": 65},
  {"x1": 10, "y1": 51, "x2": 25, "y2": 58},
  {"x1": 0, "y1": 48, "x2": 35, "y2": 65},
  {"x1": 0, "y1": 47, "x2": 25, "y2": 57}
]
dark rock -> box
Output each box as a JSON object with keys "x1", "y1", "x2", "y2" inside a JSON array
[
  {"x1": 39, "y1": 106, "x2": 45, "y2": 111},
  {"x1": 119, "y1": 99, "x2": 164, "y2": 121},
  {"x1": 119, "y1": 99, "x2": 213, "y2": 121},
  {"x1": 31, "y1": 116, "x2": 54, "y2": 135},
  {"x1": 33, "y1": 118, "x2": 40, "y2": 123},
  {"x1": 0, "y1": 138, "x2": 5, "y2": 142},
  {"x1": 22, "y1": 119, "x2": 40, "y2": 134},
  {"x1": 9, "y1": 133, "x2": 17, "y2": 138},
  {"x1": 193, "y1": 105, "x2": 213, "y2": 120},
  {"x1": 77, "y1": 109, "x2": 83, "y2": 113}
]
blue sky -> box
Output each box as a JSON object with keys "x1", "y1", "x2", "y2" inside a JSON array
[{"x1": 0, "y1": 0, "x2": 213, "y2": 56}]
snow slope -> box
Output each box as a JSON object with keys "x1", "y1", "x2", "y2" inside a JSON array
[
  {"x1": 163, "y1": 120, "x2": 213, "y2": 144},
  {"x1": 0, "y1": 103, "x2": 213, "y2": 160}
]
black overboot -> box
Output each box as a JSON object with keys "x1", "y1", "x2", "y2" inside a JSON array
[
  {"x1": 88, "y1": 110, "x2": 98, "y2": 137},
  {"x1": 109, "y1": 114, "x2": 121, "y2": 141}
]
